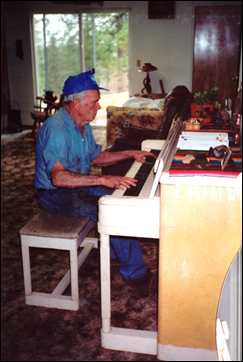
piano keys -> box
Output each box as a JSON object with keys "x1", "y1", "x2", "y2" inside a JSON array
[{"x1": 124, "y1": 151, "x2": 159, "y2": 196}]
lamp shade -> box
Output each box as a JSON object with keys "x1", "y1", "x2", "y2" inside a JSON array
[{"x1": 139, "y1": 63, "x2": 157, "y2": 72}]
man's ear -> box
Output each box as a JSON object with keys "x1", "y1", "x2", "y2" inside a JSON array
[{"x1": 72, "y1": 98, "x2": 81, "y2": 110}]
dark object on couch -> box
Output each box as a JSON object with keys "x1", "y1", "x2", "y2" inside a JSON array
[
  {"x1": 160, "y1": 85, "x2": 192, "y2": 137},
  {"x1": 102, "y1": 85, "x2": 192, "y2": 175}
]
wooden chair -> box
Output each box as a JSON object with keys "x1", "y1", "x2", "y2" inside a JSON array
[
  {"x1": 31, "y1": 94, "x2": 61, "y2": 136},
  {"x1": 31, "y1": 96, "x2": 48, "y2": 136}
]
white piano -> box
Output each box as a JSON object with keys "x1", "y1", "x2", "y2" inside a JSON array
[{"x1": 98, "y1": 115, "x2": 183, "y2": 356}]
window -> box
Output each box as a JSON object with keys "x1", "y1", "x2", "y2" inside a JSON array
[{"x1": 33, "y1": 12, "x2": 129, "y2": 125}]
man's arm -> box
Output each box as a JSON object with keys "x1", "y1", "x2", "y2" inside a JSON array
[
  {"x1": 51, "y1": 160, "x2": 138, "y2": 189},
  {"x1": 92, "y1": 149, "x2": 155, "y2": 167}
]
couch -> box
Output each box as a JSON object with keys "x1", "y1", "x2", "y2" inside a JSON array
[{"x1": 106, "y1": 105, "x2": 164, "y2": 147}]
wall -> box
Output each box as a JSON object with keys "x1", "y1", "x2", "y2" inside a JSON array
[{"x1": 2, "y1": 1, "x2": 241, "y2": 126}]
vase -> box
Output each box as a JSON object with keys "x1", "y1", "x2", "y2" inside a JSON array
[{"x1": 191, "y1": 103, "x2": 214, "y2": 117}]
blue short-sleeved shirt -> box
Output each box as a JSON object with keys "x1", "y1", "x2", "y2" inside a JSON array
[{"x1": 35, "y1": 108, "x2": 102, "y2": 190}]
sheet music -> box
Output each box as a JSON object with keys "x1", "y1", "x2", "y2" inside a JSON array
[{"x1": 177, "y1": 131, "x2": 229, "y2": 150}]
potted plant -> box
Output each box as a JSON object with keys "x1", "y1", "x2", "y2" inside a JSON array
[{"x1": 191, "y1": 87, "x2": 218, "y2": 117}]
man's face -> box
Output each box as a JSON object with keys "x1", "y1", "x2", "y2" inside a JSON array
[{"x1": 73, "y1": 90, "x2": 101, "y2": 128}]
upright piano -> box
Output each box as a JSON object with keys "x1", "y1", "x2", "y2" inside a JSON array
[
  {"x1": 98, "y1": 128, "x2": 242, "y2": 360},
  {"x1": 98, "y1": 115, "x2": 183, "y2": 355},
  {"x1": 98, "y1": 88, "x2": 242, "y2": 359}
]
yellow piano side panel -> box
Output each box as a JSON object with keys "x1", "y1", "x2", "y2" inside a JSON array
[{"x1": 158, "y1": 182, "x2": 242, "y2": 351}]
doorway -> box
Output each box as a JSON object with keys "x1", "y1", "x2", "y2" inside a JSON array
[{"x1": 192, "y1": 6, "x2": 241, "y2": 105}]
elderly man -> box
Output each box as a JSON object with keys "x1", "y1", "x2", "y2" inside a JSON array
[{"x1": 35, "y1": 70, "x2": 154, "y2": 296}]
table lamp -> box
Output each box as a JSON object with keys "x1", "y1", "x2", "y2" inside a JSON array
[{"x1": 138, "y1": 62, "x2": 157, "y2": 94}]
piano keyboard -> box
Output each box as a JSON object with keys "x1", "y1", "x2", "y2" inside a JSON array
[
  {"x1": 111, "y1": 116, "x2": 183, "y2": 199},
  {"x1": 124, "y1": 153, "x2": 159, "y2": 196}
]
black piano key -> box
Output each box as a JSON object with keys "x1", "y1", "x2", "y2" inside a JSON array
[{"x1": 124, "y1": 157, "x2": 157, "y2": 196}]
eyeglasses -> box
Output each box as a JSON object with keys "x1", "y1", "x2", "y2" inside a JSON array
[{"x1": 208, "y1": 145, "x2": 232, "y2": 170}]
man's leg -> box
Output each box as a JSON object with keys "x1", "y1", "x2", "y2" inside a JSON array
[
  {"x1": 84, "y1": 187, "x2": 148, "y2": 281},
  {"x1": 110, "y1": 236, "x2": 147, "y2": 281},
  {"x1": 37, "y1": 188, "x2": 99, "y2": 222}
]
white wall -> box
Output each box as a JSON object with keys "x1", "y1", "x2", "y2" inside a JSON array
[
  {"x1": 129, "y1": 1, "x2": 194, "y2": 94},
  {"x1": 3, "y1": 1, "x2": 241, "y2": 125}
]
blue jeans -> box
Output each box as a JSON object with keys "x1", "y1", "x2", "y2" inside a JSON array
[{"x1": 37, "y1": 186, "x2": 147, "y2": 281}]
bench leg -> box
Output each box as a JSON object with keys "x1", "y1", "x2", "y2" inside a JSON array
[
  {"x1": 20, "y1": 236, "x2": 98, "y2": 311},
  {"x1": 52, "y1": 239, "x2": 97, "y2": 296},
  {"x1": 70, "y1": 245, "x2": 79, "y2": 307},
  {"x1": 100, "y1": 233, "x2": 111, "y2": 333},
  {"x1": 21, "y1": 241, "x2": 32, "y2": 296}
]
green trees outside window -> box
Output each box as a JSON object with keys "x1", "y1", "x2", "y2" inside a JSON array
[{"x1": 33, "y1": 12, "x2": 128, "y2": 98}]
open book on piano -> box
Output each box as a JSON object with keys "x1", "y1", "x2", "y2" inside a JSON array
[{"x1": 98, "y1": 115, "x2": 183, "y2": 239}]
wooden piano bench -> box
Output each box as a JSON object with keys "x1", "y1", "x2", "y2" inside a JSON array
[{"x1": 19, "y1": 211, "x2": 97, "y2": 311}]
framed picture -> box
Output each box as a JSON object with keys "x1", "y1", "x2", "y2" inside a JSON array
[{"x1": 148, "y1": 1, "x2": 175, "y2": 19}]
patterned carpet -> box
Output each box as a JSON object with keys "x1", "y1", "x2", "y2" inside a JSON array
[{"x1": 1, "y1": 129, "x2": 159, "y2": 361}]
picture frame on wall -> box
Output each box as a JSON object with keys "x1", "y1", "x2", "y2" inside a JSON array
[{"x1": 148, "y1": 1, "x2": 175, "y2": 19}]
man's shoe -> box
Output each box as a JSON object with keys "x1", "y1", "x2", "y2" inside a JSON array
[{"x1": 126, "y1": 270, "x2": 157, "y2": 298}]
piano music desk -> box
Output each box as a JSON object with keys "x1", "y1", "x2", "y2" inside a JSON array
[{"x1": 158, "y1": 149, "x2": 242, "y2": 361}]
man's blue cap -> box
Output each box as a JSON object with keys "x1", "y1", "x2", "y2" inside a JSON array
[{"x1": 63, "y1": 69, "x2": 108, "y2": 96}]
